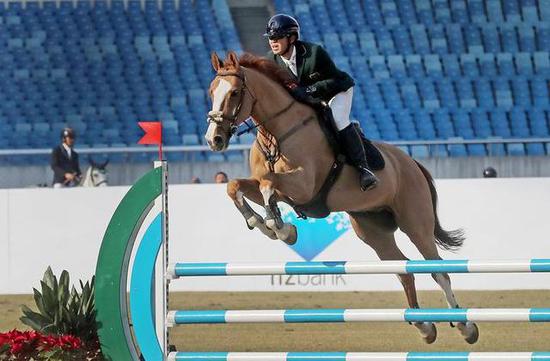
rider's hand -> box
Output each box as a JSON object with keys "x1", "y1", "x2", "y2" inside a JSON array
[
  {"x1": 305, "y1": 85, "x2": 318, "y2": 96},
  {"x1": 65, "y1": 173, "x2": 75, "y2": 181}
]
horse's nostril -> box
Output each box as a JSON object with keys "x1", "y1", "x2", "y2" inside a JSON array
[{"x1": 213, "y1": 135, "x2": 223, "y2": 145}]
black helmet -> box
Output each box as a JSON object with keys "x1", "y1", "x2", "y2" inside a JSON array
[
  {"x1": 61, "y1": 127, "x2": 76, "y2": 139},
  {"x1": 483, "y1": 166, "x2": 497, "y2": 178},
  {"x1": 264, "y1": 14, "x2": 300, "y2": 39}
]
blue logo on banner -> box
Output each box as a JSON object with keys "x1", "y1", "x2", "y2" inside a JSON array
[{"x1": 280, "y1": 205, "x2": 350, "y2": 261}]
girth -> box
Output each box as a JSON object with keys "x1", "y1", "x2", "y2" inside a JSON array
[{"x1": 291, "y1": 154, "x2": 346, "y2": 219}]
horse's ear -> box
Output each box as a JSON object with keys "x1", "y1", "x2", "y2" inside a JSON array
[
  {"x1": 211, "y1": 52, "x2": 223, "y2": 72},
  {"x1": 225, "y1": 50, "x2": 240, "y2": 70},
  {"x1": 101, "y1": 159, "x2": 109, "y2": 169}
]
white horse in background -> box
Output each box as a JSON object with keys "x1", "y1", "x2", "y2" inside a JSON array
[{"x1": 80, "y1": 158, "x2": 109, "y2": 187}]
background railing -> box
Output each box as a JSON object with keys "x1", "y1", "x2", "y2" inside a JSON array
[{"x1": 1, "y1": 138, "x2": 549, "y2": 160}]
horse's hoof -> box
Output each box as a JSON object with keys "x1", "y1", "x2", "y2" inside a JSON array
[
  {"x1": 248, "y1": 217, "x2": 278, "y2": 240},
  {"x1": 415, "y1": 322, "x2": 437, "y2": 344},
  {"x1": 459, "y1": 322, "x2": 479, "y2": 344},
  {"x1": 423, "y1": 324, "x2": 437, "y2": 344},
  {"x1": 282, "y1": 225, "x2": 298, "y2": 245}
]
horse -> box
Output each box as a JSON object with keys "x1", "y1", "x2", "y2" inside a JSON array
[
  {"x1": 79, "y1": 158, "x2": 108, "y2": 187},
  {"x1": 204, "y1": 51, "x2": 479, "y2": 345}
]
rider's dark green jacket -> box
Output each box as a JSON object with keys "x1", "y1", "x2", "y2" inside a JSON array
[{"x1": 266, "y1": 40, "x2": 355, "y2": 102}]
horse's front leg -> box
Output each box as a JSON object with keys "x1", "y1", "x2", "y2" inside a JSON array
[
  {"x1": 259, "y1": 178, "x2": 298, "y2": 245},
  {"x1": 227, "y1": 178, "x2": 277, "y2": 240}
]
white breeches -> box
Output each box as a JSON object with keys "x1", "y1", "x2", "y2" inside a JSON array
[{"x1": 328, "y1": 86, "x2": 354, "y2": 131}]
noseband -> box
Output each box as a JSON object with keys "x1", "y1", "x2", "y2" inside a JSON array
[
  {"x1": 91, "y1": 167, "x2": 108, "y2": 187},
  {"x1": 207, "y1": 71, "x2": 256, "y2": 134}
]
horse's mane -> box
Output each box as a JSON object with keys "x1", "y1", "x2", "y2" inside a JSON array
[{"x1": 238, "y1": 53, "x2": 293, "y2": 87}]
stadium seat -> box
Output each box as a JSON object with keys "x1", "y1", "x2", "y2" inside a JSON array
[{"x1": 1, "y1": 0, "x2": 548, "y2": 163}]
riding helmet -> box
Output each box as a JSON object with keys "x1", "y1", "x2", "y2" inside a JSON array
[
  {"x1": 61, "y1": 127, "x2": 76, "y2": 139},
  {"x1": 264, "y1": 14, "x2": 300, "y2": 39},
  {"x1": 483, "y1": 166, "x2": 497, "y2": 178}
]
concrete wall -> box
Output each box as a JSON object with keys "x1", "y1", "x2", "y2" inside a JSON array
[{"x1": 1, "y1": 177, "x2": 550, "y2": 294}]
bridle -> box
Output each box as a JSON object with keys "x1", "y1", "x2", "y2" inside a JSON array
[
  {"x1": 90, "y1": 166, "x2": 108, "y2": 187},
  {"x1": 207, "y1": 70, "x2": 257, "y2": 135},
  {"x1": 207, "y1": 68, "x2": 310, "y2": 172}
]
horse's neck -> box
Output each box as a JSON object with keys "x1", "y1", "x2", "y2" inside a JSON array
[
  {"x1": 81, "y1": 167, "x2": 92, "y2": 187},
  {"x1": 246, "y1": 69, "x2": 312, "y2": 139}
]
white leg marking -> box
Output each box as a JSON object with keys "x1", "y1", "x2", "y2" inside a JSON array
[
  {"x1": 260, "y1": 185, "x2": 274, "y2": 207},
  {"x1": 434, "y1": 273, "x2": 459, "y2": 308},
  {"x1": 236, "y1": 190, "x2": 245, "y2": 207},
  {"x1": 260, "y1": 185, "x2": 288, "y2": 239}
]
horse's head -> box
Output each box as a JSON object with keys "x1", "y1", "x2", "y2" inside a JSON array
[
  {"x1": 206, "y1": 51, "x2": 255, "y2": 151},
  {"x1": 85, "y1": 157, "x2": 109, "y2": 187}
]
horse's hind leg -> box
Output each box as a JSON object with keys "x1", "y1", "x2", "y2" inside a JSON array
[
  {"x1": 429, "y1": 264, "x2": 479, "y2": 344},
  {"x1": 227, "y1": 178, "x2": 277, "y2": 240},
  {"x1": 395, "y1": 192, "x2": 479, "y2": 344},
  {"x1": 349, "y1": 212, "x2": 437, "y2": 344}
]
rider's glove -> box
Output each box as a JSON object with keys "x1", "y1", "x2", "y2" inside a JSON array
[{"x1": 305, "y1": 85, "x2": 318, "y2": 96}]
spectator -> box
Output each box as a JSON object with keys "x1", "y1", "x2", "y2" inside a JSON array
[
  {"x1": 483, "y1": 166, "x2": 498, "y2": 178},
  {"x1": 191, "y1": 176, "x2": 202, "y2": 184},
  {"x1": 51, "y1": 128, "x2": 81, "y2": 188},
  {"x1": 214, "y1": 171, "x2": 228, "y2": 183}
]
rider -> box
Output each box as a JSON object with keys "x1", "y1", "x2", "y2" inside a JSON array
[
  {"x1": 264, "y1": 14, "x2": 378, "y2": 191},
  {"x1": 50, "y1": 127, "x2": 81, "y2": 188}
]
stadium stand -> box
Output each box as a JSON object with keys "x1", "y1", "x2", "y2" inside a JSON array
[
  {"x1": 274, "y1": 0, "x2": 550, "y2": 156},
  {"x1": 0, "y1": 0, "x2": 548, "y2": 163}
]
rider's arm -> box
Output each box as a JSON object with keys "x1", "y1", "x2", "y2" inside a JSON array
[
  {"x1": 50, "y1": 147, "x2": 66, "y2": 177},
  {"x1": 308, "y1": 46, "x2": 354, "y2": 99}
]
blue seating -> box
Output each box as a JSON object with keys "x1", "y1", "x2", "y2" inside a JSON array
[
  {"x1": 437, "y1": 79, "x2": 458, "y2": 110},
  {"x1": 507, "y1": 143, "x2": 526, "y2": 155},
  {"x1": 460, "y1": 53, "x2": 478, "y2": 77},
  {"x1": 387, "y1": 55, "x2": 406, "y2": 79},
  {"x1": 446, "y1": 24, "x2": 465, "y2": 53},
  {"x1": 526, "y1": 143, "x2": 546, "y2": 155},
  {"x1": 468, "y1": 144, "x2": 487, "y2": 156},
  {"x1": 533, "y1": 52, "x2": 550, "y2": 75},
  {"x1": 405, "y1": 54, "x2": 424, "y2": 78},
  {"x1": 448, "y1": 137, "x2": 468, "y2": 156},
  {"x1": 1, "y1": 0, "x2": 549, "y2": 163},
  {"x1": 490, "y1": 109, "x2": 512, "y2": 137},
  {"x1": 401, "y1": 80, "x2": 422, "y2": 110},
  {"x1": 528, "y1": 109, "x2": 549, "y2": 136},
  {"x1": 411, "y1": 144, "x2": 429, "y2": 158}
]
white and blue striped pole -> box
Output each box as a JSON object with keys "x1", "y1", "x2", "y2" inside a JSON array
[
  {"x1": 166, "y1": 308, "x2": 550, "y2": 326},
  {"x1": 168, "y1": 259, "x2": 550, "y2": 278},
  {"x1": 168, "y1": 351, "x2": 550, "y2": 361}
]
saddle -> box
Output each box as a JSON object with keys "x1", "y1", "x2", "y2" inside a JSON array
[{"x1": 288, "y1": 92, "x2": 385, "y2": 219}]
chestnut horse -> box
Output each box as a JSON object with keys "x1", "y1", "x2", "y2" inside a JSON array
[{"x1": 205, "y1": 51, "x2": 478, "y2": 344}]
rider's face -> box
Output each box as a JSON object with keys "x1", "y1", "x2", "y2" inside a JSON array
[
  {"x1": 269, "y1": 36, "x2": 290, "y2": 55},
  {"x1": 64, "y1": 136, "x2": 75, "y2": 147}
]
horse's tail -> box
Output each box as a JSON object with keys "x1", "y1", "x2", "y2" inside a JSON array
[{"x1": 414, "y1": 160, "x2": 465, "y2": 251}]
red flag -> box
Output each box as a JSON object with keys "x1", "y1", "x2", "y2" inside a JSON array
[
  {"x1": 138, "y1": 121, "x2": 162, "y2": 145},
  {"x1": 138, "y1": 122, "x2": 163, "y2": 160}
]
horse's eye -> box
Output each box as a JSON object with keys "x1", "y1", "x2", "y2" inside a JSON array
[{"x1": 231, "y1": 90, "x2": 239, "y2": 96}]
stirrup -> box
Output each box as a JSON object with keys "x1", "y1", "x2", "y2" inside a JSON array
[{"x1": 358, "y1": 167, "x2": 378, "y2": 191}]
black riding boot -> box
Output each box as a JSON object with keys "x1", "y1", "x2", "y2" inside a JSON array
[{"x1": 339, "y1": 124, "x2": 379, "y2": 191}]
